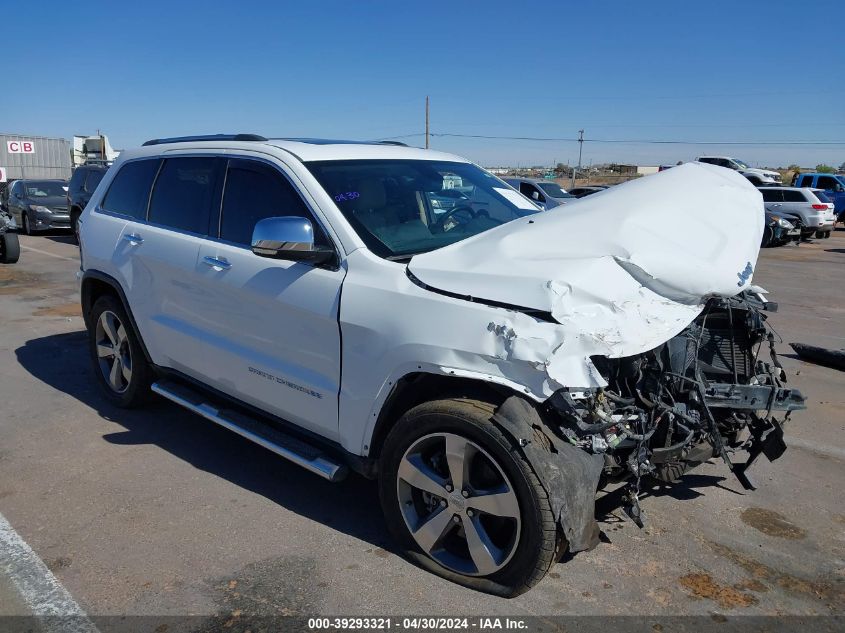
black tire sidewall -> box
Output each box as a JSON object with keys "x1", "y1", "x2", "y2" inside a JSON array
[
  {"x1": 0, "y1": 232, "x2": 20, "y2": 263},
  {"x1": 378, "y1": 401, "x2": 554, "y2": 597},
  {"x1": 88, "y1": 295, "x2": 152, "y2": 408},
  {"x1": 22, "y1": 212, "x2": 32, "y2": 235}
]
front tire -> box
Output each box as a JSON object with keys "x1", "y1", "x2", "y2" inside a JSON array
[
  {"x1": 21, "y1": 212, "x2": 33, "y2": 235},
  {"x1": 815, "y1": 230, "x2": 825, "y2": 239},
  {"x1": 0, "y1": 232, "x2": 20, "y2": 263},
  {"x1": 378, "y1": 398, "x2": 561, "y2": 597},
  {"x1": 87, "y1": 295, "x2": 153, "y2": 408}
]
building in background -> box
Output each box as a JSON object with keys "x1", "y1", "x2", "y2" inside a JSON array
[{"x1": 0, "y1": 134, "x2": 72, "y2": 182}]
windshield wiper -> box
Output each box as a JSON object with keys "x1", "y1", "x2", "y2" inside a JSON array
[{"x1": 386, "y1": 254, "x2": 416, "y2": 263}]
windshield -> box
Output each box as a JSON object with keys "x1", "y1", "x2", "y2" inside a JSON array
[
  {"x1": 24, "y1": 181, "x2": 67, "y2": 197},
  {"x1": 538, "y1": 182, "x2": 575, "y2": 198},
  {"x1": 733, "y1": 159, "x2": 750, "y2": 170},
  {"x1": 307, "y1": 160, "x2": 539, "y2": 259}
]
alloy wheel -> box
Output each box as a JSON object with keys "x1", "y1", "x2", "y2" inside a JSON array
[
  {"x1": 95, "y1": 310, "x2": 133, "y2": 393},
  {"x1": 396, "y1": 432, "x2": 521, "y2": 576}
]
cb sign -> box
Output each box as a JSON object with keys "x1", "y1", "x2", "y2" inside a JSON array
[{"x1": 7, "y1": 141, "x2": 35, "y2": 154}]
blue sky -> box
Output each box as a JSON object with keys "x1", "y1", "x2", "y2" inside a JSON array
[{"x1": 5, "y1": 0, "x2": 843, "y2": 168}]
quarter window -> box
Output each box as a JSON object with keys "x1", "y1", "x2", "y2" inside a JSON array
[
  {"x1": 219, "y1": 159, "x2": 329, "y2": 247},
  {"x1": 101, "y1": 159, "x2": 161, "y2": 220},
  {"x1": 148, "y1": 157, "x2": 218, "y2": 234}
]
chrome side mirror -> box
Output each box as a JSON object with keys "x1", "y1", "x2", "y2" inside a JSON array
[{"x1": 251, "y1": 216, "x2": 334, "y2": 264}]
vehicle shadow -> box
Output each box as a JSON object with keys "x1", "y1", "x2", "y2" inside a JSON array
[
  {"x1": 825, "y1": 249, "x2": 845, "y2": 254},
  {"x1": 15, "y1": 330, "x2": 393, "y2": 553},
  {"x1": 39, "y1": 231, "x2": 76, "y2": 245}
]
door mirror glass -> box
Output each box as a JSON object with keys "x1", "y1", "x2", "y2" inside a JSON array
[{"x1": 251, "y1": 216, "x2": 334, "y2": 264}]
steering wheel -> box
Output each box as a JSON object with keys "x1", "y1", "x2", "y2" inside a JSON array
[{"x1": 433, "y1": 205, "x2": 478, "y2": 232}]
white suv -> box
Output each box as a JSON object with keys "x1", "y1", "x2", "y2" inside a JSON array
[{"x1": 78, "y1": 136, "x2": 804, "y2": 596}]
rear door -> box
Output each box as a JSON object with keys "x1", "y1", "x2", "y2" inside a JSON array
[
  {"x1": 193, "y1": 157, "x2": 344, "y2": 440},
  {"x1": 122, "y1": 155, "x2": 223, "y2": 379}
]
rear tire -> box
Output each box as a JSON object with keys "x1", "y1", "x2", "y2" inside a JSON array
[
  {"x1": 824, "y1": 231, "x2": 831, "y2": 239},
  {"x1": 87, "y1": 295, "x2": 153, "y2": 408},
  {"x1": 378, "y1": 398, "x2": 561, "y2": 597},
  {"x1": 815, "y1": 230, "x2": 825, "y2": 239},
  {"x1": 0, "y1": 232, "x2": 20, "y2": 263}
]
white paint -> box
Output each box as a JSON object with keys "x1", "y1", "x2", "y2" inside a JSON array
[
  {"x1": 20, "y1": 245, "x2": 79, "y2": 262},
  {"x1": 0, "y1": 512, "x2": 99, "y2": 631},
  {"x1": 0, "y1": 167, "x2": 6, "y2": 182}
]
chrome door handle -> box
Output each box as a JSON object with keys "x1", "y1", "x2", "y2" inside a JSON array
[
  {"x1": 123, "y1": 233, "x2": 143, "y2": 245},
  {"x1": 203, "y1": 256, "x2": 231, "y2": 270}
]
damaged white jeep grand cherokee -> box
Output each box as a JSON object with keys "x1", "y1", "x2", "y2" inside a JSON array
[{"x1": 78, "y1": 135, "x2": 805, "y2": 597}]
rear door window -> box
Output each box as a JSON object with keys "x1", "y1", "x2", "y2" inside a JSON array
[
  {"x1": 148, "y1": 157, "x2": 219, "y2": 234},
  {"x1": 101, "y1": 159, "x2": 161, "y2": 220},
  {"x1": 218, "y1": 158, "x2": 330, "y2": 247},
  {"x1": 782, "y1": 190, "x2": 806, "y2": 203}
]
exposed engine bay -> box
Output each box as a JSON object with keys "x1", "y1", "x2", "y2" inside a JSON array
[{"x1": 545, "y1": 289, "x2": 805, "y2": 526}]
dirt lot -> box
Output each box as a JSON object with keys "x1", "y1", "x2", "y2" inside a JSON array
[{"x1": 0, "y1": 231, "x2": 843, "y2": 627}]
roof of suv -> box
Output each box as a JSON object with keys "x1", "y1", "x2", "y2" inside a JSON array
[{"x1": 133, "y1": 134, "x2": 467, "y2": 164}]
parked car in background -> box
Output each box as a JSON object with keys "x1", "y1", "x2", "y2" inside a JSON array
[
  {"x1": 791, "y1": 173, "x2": 845, "y2": 222},
  {"x1": 1, "y1": 179, "x2": 71, "y2": 235},
  {"x1": 695, "y1": 156, "x2": 782, "y2": 186},
  {"x1": 503, "y1": 178, "x2": 575, "y2": 210},
  {"x1": 762, "y1": 209, "x2": 799, "y2": 247},
  {"x1": 568, "y1": 185, "x2": 608, "y2": 198},
  {"x1": 759, "y1": 187, "x2": 834, "y2": 239},
  {"x1": 68, "y1": 164, "x2": 109, "y2": 240}
]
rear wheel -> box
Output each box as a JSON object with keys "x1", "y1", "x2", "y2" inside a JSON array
[
  {"x1": 379, "y1": 398, "x2": 561, "y2": 597},
  {"x1": 824, "y1": 231, "x2": 831, "y2": 239},
  {"x1": 88, "y1": 295, "x2": 153, "y2": 408},
  {"x1": 0, "y1": 232, "x2": 20, "y2": 263},
  {"x1": 815, "y1": 230, "x2": 825, "y2": 239}
]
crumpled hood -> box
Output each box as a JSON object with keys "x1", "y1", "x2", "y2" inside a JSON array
[{"x1": 408, "y1": 163, "x2": 764, "y2": 383}]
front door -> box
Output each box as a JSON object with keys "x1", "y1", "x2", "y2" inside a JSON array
[{"x1": 193, "y1": 157, "x2": 344, "y2": 441}]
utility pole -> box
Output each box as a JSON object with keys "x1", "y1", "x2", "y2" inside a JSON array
[
  {"x1": 571, "y1": 129, "x2": 584, "y2": 189},
  {"x1": 425, "y1": 96, "x2": 430, "y2": 149}
]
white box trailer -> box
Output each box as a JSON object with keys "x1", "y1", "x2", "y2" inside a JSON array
[{"x1": 0, "y1": 134, "x2": 72, "y2": 182}]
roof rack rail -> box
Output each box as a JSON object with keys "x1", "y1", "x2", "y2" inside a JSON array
[
  {"x1": 142, "y1": 134, "x2": 267, "y2": 146},
  {"x1": 378, "y1": 140, "x2": 408, "y2": 146}
]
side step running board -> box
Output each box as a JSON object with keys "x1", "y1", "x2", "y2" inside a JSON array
[{"x1": 151, "y1": 380, "x2": 348, "y2": 482}]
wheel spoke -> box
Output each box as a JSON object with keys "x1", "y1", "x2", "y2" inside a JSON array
[
  {"x1": 469, "y1": 489, "x2": 520, "y2": 519},
  {"x1": 116, "y1": 324, "x2": 127, "y2": 347},
  {"x1": 100, "y1": 312, "x2": 119, "y2": 346},
  {"x1": 463, "y1": 515, "x2": 502, "y2": 575},
  {"x1": 445, "y1": 434, "x2": 469, "y2": 492},
  {"x1": 109, "y1": 356, "x2": 123, "y2": 390},
  {"x1": 398, "y1": 455, "x2": 447, "y2": 497},
  {"x1": 96, "y1": 343, "x2": 115, "y2": 359},
  {"x1": 121, "y1": 357, "x2": 132, "y2": 383},
  {"x1": 412, "y1": 508, "x2": 453, "y2": 553}
]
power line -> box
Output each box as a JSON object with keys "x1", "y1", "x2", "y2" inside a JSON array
[{"x1": 379, "y1": 132, "x2": 845, "y2": 146}]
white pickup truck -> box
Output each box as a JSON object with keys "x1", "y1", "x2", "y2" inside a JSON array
[{"x1": 695, "y1": 156, "x2": 782, "y2": 186}]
